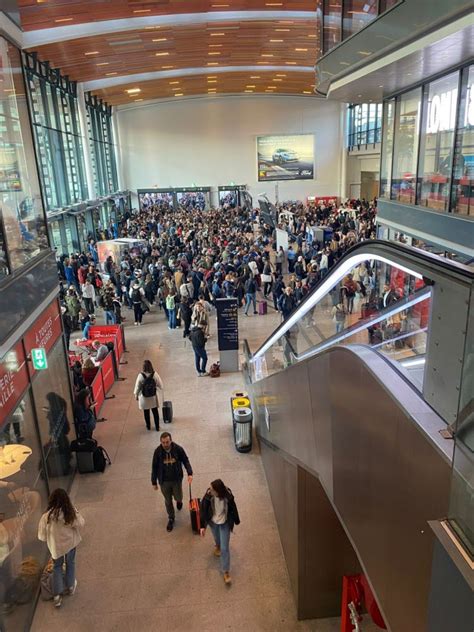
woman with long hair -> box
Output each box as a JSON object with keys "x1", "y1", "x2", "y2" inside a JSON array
[
  {"x1": 200, "y1": 478, "x2": 240, "y2": 585},
  {"x1": 133, "y1": 360, "x2": 164, "y2": 431},
  {"x1": 38, "y1": 488, "x2": 85, "y2": 608}
]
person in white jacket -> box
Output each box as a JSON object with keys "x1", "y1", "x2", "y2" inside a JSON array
[
  {"x1": 133, "y1": 359, "x2": 164, "y2": 431},
  {"x1": 38, "y1": 488, "x2": 85, "y2": 608}
]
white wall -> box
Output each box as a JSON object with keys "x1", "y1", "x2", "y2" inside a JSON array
[{"x1": 116, "y1": 95, "x2": 344, "y2": 205}]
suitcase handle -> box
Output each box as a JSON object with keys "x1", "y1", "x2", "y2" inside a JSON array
[{"x1": 189, "y1": 483, "x2": 192, "y2": 501}]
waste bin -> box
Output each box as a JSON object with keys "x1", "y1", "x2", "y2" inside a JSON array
[{"x1": 233, "y1": 407, "x2": 252, "y2": 453}]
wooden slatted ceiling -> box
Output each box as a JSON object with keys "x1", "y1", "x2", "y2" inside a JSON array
[
  {"x1": 24, "y1": 20, "x2": 319, "y2": 84},
  {"x1": 18, "y1": 1, "x2": 320, "y2": 31},
  {"x1": 93, "y1": 70, "x2": 316, "y2": 104}
]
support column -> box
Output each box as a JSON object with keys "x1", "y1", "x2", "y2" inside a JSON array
[{"x1": 76, "y1": 82, "x2": 95, "y2": 199}]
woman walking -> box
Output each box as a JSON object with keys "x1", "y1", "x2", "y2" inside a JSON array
[
  {"x1": 200, "y1": 478, "x2": 240, "y2": 584},
  {"x1": 37, "y1": 488, "x2": 85, "y2": 608},
  {"x1": 133, "y1": 360, "x2": 164, "y2": 431}
]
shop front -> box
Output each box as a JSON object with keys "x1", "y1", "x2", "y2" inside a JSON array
[
  {"x1": 137, "y1": 188, "x2": 175, "y2": 210},
  {"x1": 0, "y1": 299, "x2": 74, "y2": 631},
  {"x1": 218, "y1": 185, "x2": 247, "y2": 208}
]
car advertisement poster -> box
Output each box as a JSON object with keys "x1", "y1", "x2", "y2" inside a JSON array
[{"x1": 257, "y1": 134, "x2": 314, "y2": 182}]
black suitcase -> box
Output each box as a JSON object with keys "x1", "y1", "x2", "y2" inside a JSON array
[
  {"x1": 71, "y1": 438, "x2": 97, "y2": 474},
  {"x1": 162, "y1": 401, "x2": 173, "y2": 424}
]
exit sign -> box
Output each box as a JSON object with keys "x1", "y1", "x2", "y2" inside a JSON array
[{"x1": 31, "y1": 348, "x2": 48, "y2": 370}]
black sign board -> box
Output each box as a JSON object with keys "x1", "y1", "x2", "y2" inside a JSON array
[{"x1": 216, "y1": 298, "x2": 239, "y2": 351}]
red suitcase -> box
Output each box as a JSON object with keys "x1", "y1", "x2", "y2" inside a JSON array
[
  {"x1": 259, "y1": 300, "x2": 267, "y2": 315},
  {"x1": 189, "y1": 484, "x2": 201, "y2": 534}
]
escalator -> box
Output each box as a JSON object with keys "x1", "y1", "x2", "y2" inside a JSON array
[{"x1": 243, "y1": 240, "x2": 474, "y2": 632}]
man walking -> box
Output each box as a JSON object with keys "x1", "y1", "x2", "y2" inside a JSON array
[{"x1": 151, "y1": 432, "x2": 193, "y2": 532}]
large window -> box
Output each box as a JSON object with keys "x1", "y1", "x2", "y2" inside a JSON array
[
  {"x1": 24, "y1": 53, "x2": 88, "y2": 213},
  {"x1": 380, "y1": 99, "x2": 395, "y2": 198},
  {"x1": 342, "y1": 0, "x2": 378, "y2": 40},
  {"x1": 0, "y1": 38, "x2": 49, "y2": 273},
  {"x1": 451, "y1": 65, "x2": 474, "y2": 216},
  {"x1": 347, "y1": 102, "x2": 383, "y2": 150},
  {"x1": 417, "y1": 72, "x2": 459, "y2": 212},
  {"x1": 85, "y1": 94, "x2": 118, "y2": 197},
  {"x1": 391, "y1": 88, "x2": 421, "y2": 204}
]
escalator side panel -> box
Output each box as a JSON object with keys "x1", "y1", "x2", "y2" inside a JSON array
[{"x1": 251, "y1": 346, "x2": 453, "y2": 632}]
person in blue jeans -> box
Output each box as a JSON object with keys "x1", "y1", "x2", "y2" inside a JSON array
[
  {"x1": 244, "y1": 276, "x2": 258, "y2": 315},
  {"x1": 189, "y1": 325, "x2": 208, "y2": 376},
  {"x1": 166, "y1": 292, "x2": 177, "y2": 329},
  {"x1": 38, "y1": 488, "x2": 85, "y2": 608},
  {"x1": 200, "y1": 479, "x2": 240, "y2": 585}
]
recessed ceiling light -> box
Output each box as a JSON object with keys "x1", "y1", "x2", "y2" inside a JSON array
[
  {"x1": 155, "y1": 52, "x2": 170, "y2": 56},
  {"x1": 145, "y1": 26, "x2": 161, "y2": 29},
  {"x1": 295, "y1": 48, "x2": 308, "y2": 52},
  {"x1": 339, "y1": 61, "x2": 350, "y2": 66},
  {"x1": 207, "y1": 62, "x2": 219, "y2": 66},
  {"x1": 279, "y1": 20, "x2": 294, "y2": 24},
  {"x1": 152, "y1": 38, "x2": 168, "y2": 42},
  {"x1": 358, "y1": 50, "x2": 372, "y2": 55},
  {"x1": 379, "y1": 85, "x2": 384, "y2": 88},
  {"x1": 266, "y1": 86, "x2": 277, "y2": 89},
  {"x1": 106, "y1": 72, "x2": 118, "y2": 76},
  {"x1": 85, "y1": 51, "x2": 99, "y2": 56},
  {"x1": 303, "y1": 91, "x2": 312, "y2": 94},
  {"x1": 244, "y1": 90, "x2": 254, "y2": 93},
  {"x1": 126, "y1": 88, "x2": 141, "y2": 94},
  {"x1": 273, "y1": 79, "x2": 283, "y2": 82},
  {"x1": 207, "y1": 75, "x2": 217, "y2": 79},
  {"x1": 275, "y1": 28, "x2": 290, "y2": 32},
  {"x1": 250, "y1": 76, "x2": 261, "y2": 79},
  {"x1": 174, "y1": 93, "x2": 184, "y2": 97},
  {"x1": 308, "y1": 34, "x2": 317, "y2": 38},
  {"x1": 285, "y1": 62, "x2": 297, "y2": 65},
  {"x1": 55, "y1": 17, "x2": 73, "y2": 22},
  {"x1": 266, "y1": 2, "x2": 283, "y2": 5},
  {"x1": 169, "y1": 81, "x2": 180, "y2": 84},
  {"x1": 171, "y1": 87, "x2": 181, "y2": 91},
  {"x1": 135, "y1": 99, "x2": 143, "y2": 102},
  {"x1": 210, "y1": 33, "x2": 225, "y2": 36},
  {"x1": 208, "y1": 52, "x2": 221, "y2": 55},
  {"x1": 96, "y1": 62, "x2": 109, "y2": 66},
  {"x1": 261, "y1": 54, "x2": 274, "y2": 57},
  {"x1": 162, "y1": 65, "x2": 174, "y2": 69},
  {"x1": 212, "y1": 3, "x2": 229, "y2": 6},
  {"x1": 133, "y1": 8, "x2": 151, "y2": 12},
  {"x1": 207, "y1": 79, "x2": 217, "y2": 83},
  {"x1": 209, "y1": 44, "x2": 223, "y2": 47},
  {"x1": 246, "y1": 85, "x2": 256, "y2": 88},
  {"x1": 270, "y1": 39, "x2": 284, "y2": 43},
  {"x1": 276, "y1": 74, "x2": 286, "y2": 77}
]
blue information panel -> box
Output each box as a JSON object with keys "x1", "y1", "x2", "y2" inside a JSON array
[{"x1": 216, "y1": 298, "x2": 239, "y2": 352}]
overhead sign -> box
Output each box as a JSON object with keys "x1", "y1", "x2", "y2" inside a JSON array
[
  {"x1": 257, "y1": 134, "x2": 314, "y2": 182},
  {"x1": 31, "y1": 348, "x2": 48, "y2": 370}
]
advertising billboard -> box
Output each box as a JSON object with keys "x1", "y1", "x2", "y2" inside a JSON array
[{"x1": 257, "y1": 134, "x2": 314, "y2": 182}]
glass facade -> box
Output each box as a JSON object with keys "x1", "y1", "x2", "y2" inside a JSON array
[
  {"x1": 85, "y1": 94, "x2": 118, "y2": 198},
  {"x1": 381, "y1": 63, "x2": 473, "y2": 218},
  {"x1": 24, "y1": 53, "x2": 88, "y2": 213},
  {"x1": 0, "y1": 38, "x2": 49, "y2": 273},
  {"x1": 347, "y1": 102, "x2": 383, "y2": 150}
]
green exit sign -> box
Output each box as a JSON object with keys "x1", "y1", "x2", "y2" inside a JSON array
[{"x1": 32, "y1": 348, "x2": 48, "y2": 370}]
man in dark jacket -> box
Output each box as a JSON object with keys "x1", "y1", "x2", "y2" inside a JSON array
[
  {"x1": 189, "y1": 325, "x2": 208, "y2": 376},
  {"x1": 278, "y1": 287, "x2": 297, "y2": 320},
  {"x1": 151, "y1": 432, "x2": 193, "y2": 532}
]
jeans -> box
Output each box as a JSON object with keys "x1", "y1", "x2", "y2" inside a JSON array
[
  {"x1": 244, "y1": 293, "x2": 257, "y2": 314},
  {"x1": 53, "y1": 547, "x2": 76, "y2": 596},
  {"x1": 168, "y1": 308, "x2": 176, "y2": 329},
  {"x1": 194, "y1": 348, "x2": 208, "y2": 373},
  {"x1": 209, "y1": 521, "x2": 231, "y2": 573},
  {"x1": 160, "y1": 480, "x2": 183, "y2": 519},
  {"x1": 144, "y1": 407, "x2": 159, "y2": 430},
  {"x1": 133, "y1": 303, "x2": 143, "y2": 323},
  {"x1": 104, "y1": 310, "x2": 116, "y2": 325},
  {"x1": 336, "y1": 321, "x2": 345, "y2": 334},
  {"x1": 83, "y1": 297, "x2": 94, "y2": 315}
]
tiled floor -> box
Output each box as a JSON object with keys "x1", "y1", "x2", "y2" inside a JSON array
[{"x1": 32, "y1": 302, "x2": 342, "y2": 632}]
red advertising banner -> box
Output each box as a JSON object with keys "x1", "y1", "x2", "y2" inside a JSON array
[
  {"x1": 91, "y1": 369, "x2": 105, "y2": 415},
  {"x1": 23, "y1": 301, "x2": 63, "y2": 376},
  {"x1": 101, "y1": 352, "x2": 115, "y2": 395},
  {"x1": 0, "y1": 342, "x2": 30, "y2": 426}
]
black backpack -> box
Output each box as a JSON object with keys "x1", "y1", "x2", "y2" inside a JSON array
[
  {"x1": 132, "y1": 288, "x2": 141, "y2": 303},
  {"x1": 93, "y1": 446, "x2": 111, "y2": 472},
  {"x1": 141, "y1": 373, "x2": 156, "y2": 398}
]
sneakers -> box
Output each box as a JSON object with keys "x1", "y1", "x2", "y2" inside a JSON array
[
  {"x1": 176, "y1": 501, "x2": 183, "y2": 511},
  {"x1": 53, "y1": 595, "x2": 62, "y2": 608},
  {"x1": 166, "y1": 518, "x2": 174, "y2": 532},
  {"x1": 214, "y1": 546, "x2": 221, "y2": 557},
  {"x1": 201, "y1": 372, "x2": 209, "y2": 377},
  {"x1": 68, "y1": 579, "x2": 78, "y2": 596},
  {"x1": 134, "y1": 322, "x2": 138, "y2": 326},
  {"x1": 223, "y1": 572, "x2": 232, "y2": 585}
]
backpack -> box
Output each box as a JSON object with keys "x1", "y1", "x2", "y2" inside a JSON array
[
  {"x1": 93, "y1": 446, "x2": 111, "y2": 472},
  {"x1": 141, "y1": 373, "x2": 157, "y2": 398},
  {"x1": 209, "y1": 362, "x2": 220, "y2": 378},
  {"x1": 166, "y1": 295, "x2": 175, "y2": 310},
  {"x1": 132, "y1": 288, "x2": 141, "y2": 303}
]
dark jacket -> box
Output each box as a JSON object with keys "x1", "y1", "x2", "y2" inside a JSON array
[
  {"x1": 200, "y1": 488, "x2": 240, "y2": 532},
  {"x1": 151, "y1": 442, "x2": 193, "y2": 486},
  {"x1": 189, "y1": 326, "x2": 206, "y2": 351}
]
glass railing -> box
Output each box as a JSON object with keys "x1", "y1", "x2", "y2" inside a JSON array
[{"x1": 247, "y1": 252, "x2": 431, "y2": 388}]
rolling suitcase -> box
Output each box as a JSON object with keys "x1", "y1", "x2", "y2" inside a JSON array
[
  {"x1": 71, "y1": 437, "x2": 97, "y2": 474},
  {"x1": 189, "y1": 484, "x2": 201, "y2": 534},
  {"x1": 162, "y1": 400, "x2": 173, "y2": 424},
  {"x1": 258, "y1": 300, "x2": 267, "y2": 315}
]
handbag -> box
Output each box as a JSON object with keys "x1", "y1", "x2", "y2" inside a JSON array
[{"x1": 261, "y1": 274, "x2": 272, "y2": 283}]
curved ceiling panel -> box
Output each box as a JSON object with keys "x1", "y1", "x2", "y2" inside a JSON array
[{"x1": 19, "y1": 1, "x2": 319, "y2": 31}]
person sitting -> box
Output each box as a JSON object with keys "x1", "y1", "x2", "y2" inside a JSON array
[
  {"x1": 81, "y1": 357, "x2": 99, "y2": 387},
  {"x1": 91, "y1": 340, "x2": 109, "y2": 365}
]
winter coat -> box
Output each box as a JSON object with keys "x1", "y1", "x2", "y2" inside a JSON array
[
  {"x1": 133, "y1": 371, "x2": 164, "y2": 410},
  {"x1": 38, "y1": 509, "x2": 85, "y2": 559}
]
